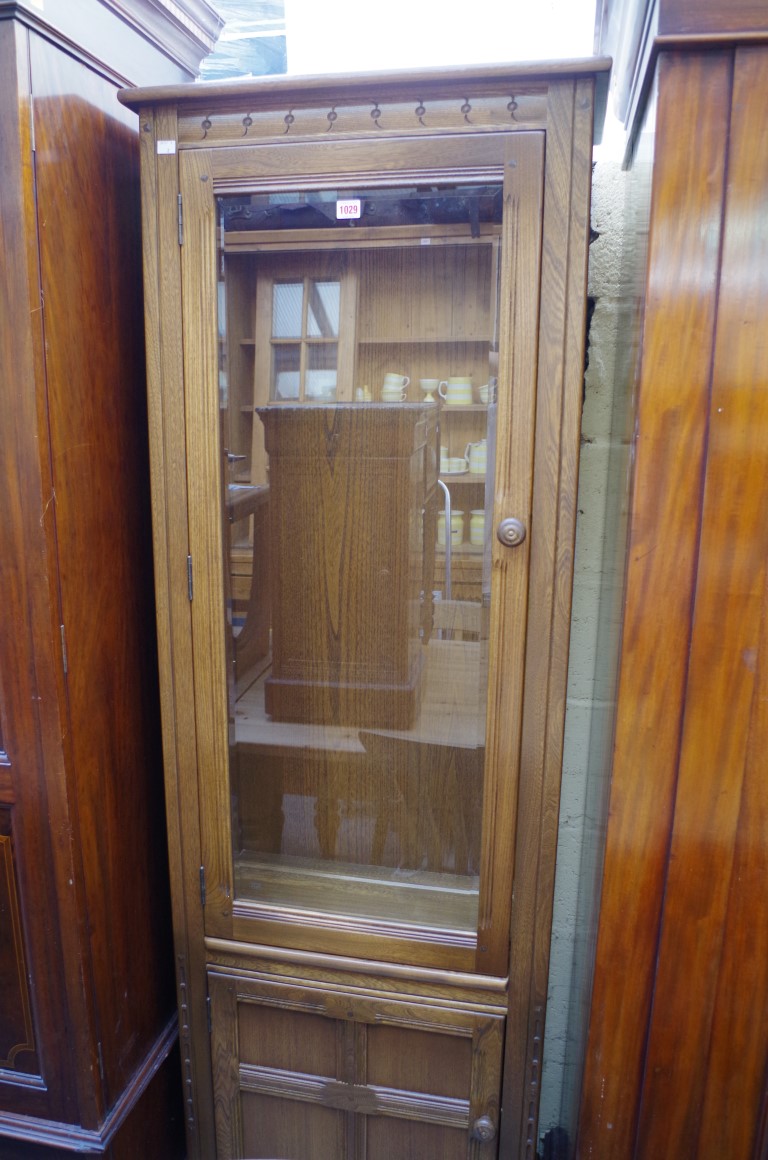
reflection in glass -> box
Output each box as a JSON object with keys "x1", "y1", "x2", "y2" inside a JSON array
[
  {"x1": 271, "y1": 345, "x2": 300, "y2": 401},
  {"x1": 307, "y1": 281, "x2": 340, "y2": 337},
  {"x1": 306, "y1": 344, "x2": 337, "y2": 400},
  {"x1": 218, "y1": 185, "x2": 502, "y2": 940},
  {"x1": 272, "y1": 282, "x2": 303, "y2": 337}
]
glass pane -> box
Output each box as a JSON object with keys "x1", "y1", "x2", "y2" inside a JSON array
[
  {"x1": 306, "y1": 343, "x2": 337, "y2": 400},
  {"x1": 307, "y1": 281, "x2": 340, "y2": 337},
  {"x1": 271, "y1": 344, "x2": 300, "y2": 401},
  {"x1": 217, "y1": 186, "x2": 501, "y2": 945},
  {"x1": 272, "y1": 282, "x2": 303, "y2": 337},
  {"x1": 224, "y1": 187, "x2": 503, "y2": 234}
]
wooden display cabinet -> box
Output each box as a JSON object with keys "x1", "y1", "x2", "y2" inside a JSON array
[{"x1": 121, "y1": 59, "x2": 608, "y2": 1159}]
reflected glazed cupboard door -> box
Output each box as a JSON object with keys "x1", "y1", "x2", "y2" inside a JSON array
[{"x1": 179, "y1": 130, "x2": 544, "y2": 978}]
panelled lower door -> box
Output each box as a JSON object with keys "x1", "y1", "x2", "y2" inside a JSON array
[{"x1": 209, "y1": 972, "x2": 504, "y2": 1160}]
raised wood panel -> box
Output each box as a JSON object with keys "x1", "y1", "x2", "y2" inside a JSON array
[
  {"x1": 366, "y1": 1023, "x2": 472, "y2": 1097},
  {"x1": 238, "y1": 1005, "x2": 338, "y2": 1075},
  {"x1": 0, "y1": 812, "x2": 37, "y2": 1077},
  {"x1": 241, "y1": 1092, "x2": 346, "y2": 1159},
  {"x1": 366, "y1": 1116, "x2": 467, "y2": 1159},
  {"x1": 636, "y1": 44, "x2": 768, "y2": 1159}
]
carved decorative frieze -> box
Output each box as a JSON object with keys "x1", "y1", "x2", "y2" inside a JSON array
[{"x1": 178, "y1": 89, "x2": 547, "y2": 147}]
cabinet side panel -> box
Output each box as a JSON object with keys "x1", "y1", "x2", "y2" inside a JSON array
[
  {"x1": 0, "y1": 19, "x2": 82, "y2": 1127},
  {"x1": 29, "y1": 32, "x2": 175, "y2": 1106}
]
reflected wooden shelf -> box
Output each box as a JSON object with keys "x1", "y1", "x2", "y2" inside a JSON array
[
  {"x1": 234, "y1": 853, "x2": 479, "y2": 937},
  {"x1": 438, "y1": 478, "x2": 486, "y2": 489},
  {"x1": 358, "y1": 337, "x2": 491, "y2": 345},
  {"x1": 439, "y1": 404, "x2": 489, "y2": 413},
  {"x1": 437, "y1": 542, "x2": 484, "y2": 555}
]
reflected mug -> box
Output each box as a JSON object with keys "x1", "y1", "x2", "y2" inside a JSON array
[
  {"x1": 439, "y1": 376, "x2": 473, "y2": 405},
  {"x1": 382, "y1": 372, "x2": 409, "y2": 401},
  {"x1": 470, "y1": 509, "x2": 486, "y2": 546},
  {"x1": 437, "y1": 510, "x2": 465, "y2": 547},
  {"x1": 466, "y1": 439, "x2": 487, "y2": 474}
]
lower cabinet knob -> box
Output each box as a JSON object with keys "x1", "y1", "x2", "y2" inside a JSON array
[
  {"x1": 472, "y1": 1114, "x2": 497, "y2": 1142},
  {"x1": 496, "y1": 516, "x2": 526, "y2": 547}
]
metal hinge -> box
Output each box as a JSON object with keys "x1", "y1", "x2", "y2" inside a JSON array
[
  {"x1": 178, "y1": 193, "x2": 183, "y2": 245},
  {"x1": 199, "y1": 865, "x2": 206, "y2": 909},
  {"x1": 187, "y1": 554, "x2": 193, "y2": 601},
  {"x1": 206, "y1": 994, "x2": 212, "y2": 1035},
  {"x1": 60, "y1": 624, "x2": 68, "y2": 674}
]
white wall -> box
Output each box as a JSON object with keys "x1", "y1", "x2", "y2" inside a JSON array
[{"x1": 284, "y1": 0, "x2": 595, "y2": 73}]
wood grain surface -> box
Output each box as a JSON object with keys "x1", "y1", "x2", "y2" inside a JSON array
[
  {"x1": 578, "y1": 51, "x2": 732, "y2": 1158},
  {"x1": 502, "y1": 77, "x2": 595, "y2": 1160},
  {"x1": 141, "y1": 104, "x2": 217, "y2": 1159},
  {"x1": 636, "y1": 44, "x2": 768, "y2": 1159},
  {"x1": 659, "y1": 0, "x2": 768, "y2": 36},
  {"x1": 210, "y1": 970, "x2": 504, "y2": 1159},
  {"x1": 0, "y1": 22, "x2": 77, "y2": 1124},
  {"x1": 30, "y1": 31, "x2": 175, "y2": 1114},
  {"x1": 580, "y1": 43, "x2": 768, "y2": 1160}
]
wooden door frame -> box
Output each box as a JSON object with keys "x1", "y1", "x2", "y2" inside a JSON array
[{"x1": 178, "y1": 130, "x2": 546, "y2": 976}]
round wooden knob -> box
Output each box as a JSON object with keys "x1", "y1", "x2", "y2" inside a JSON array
[
  {"x1": 472, "y1": 1114, "x2": 497, "y2": 1142},
  {"x1": 496, "y1": 516, "x2": 526, "y2": 547}
]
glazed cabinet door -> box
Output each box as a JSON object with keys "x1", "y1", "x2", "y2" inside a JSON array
[
  {"x1": 209, "y1": 972, "x2": 503, "y2": 1160},
  {"x1": 179, "y1": 130, "x2": 544, "y2": 976}
]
